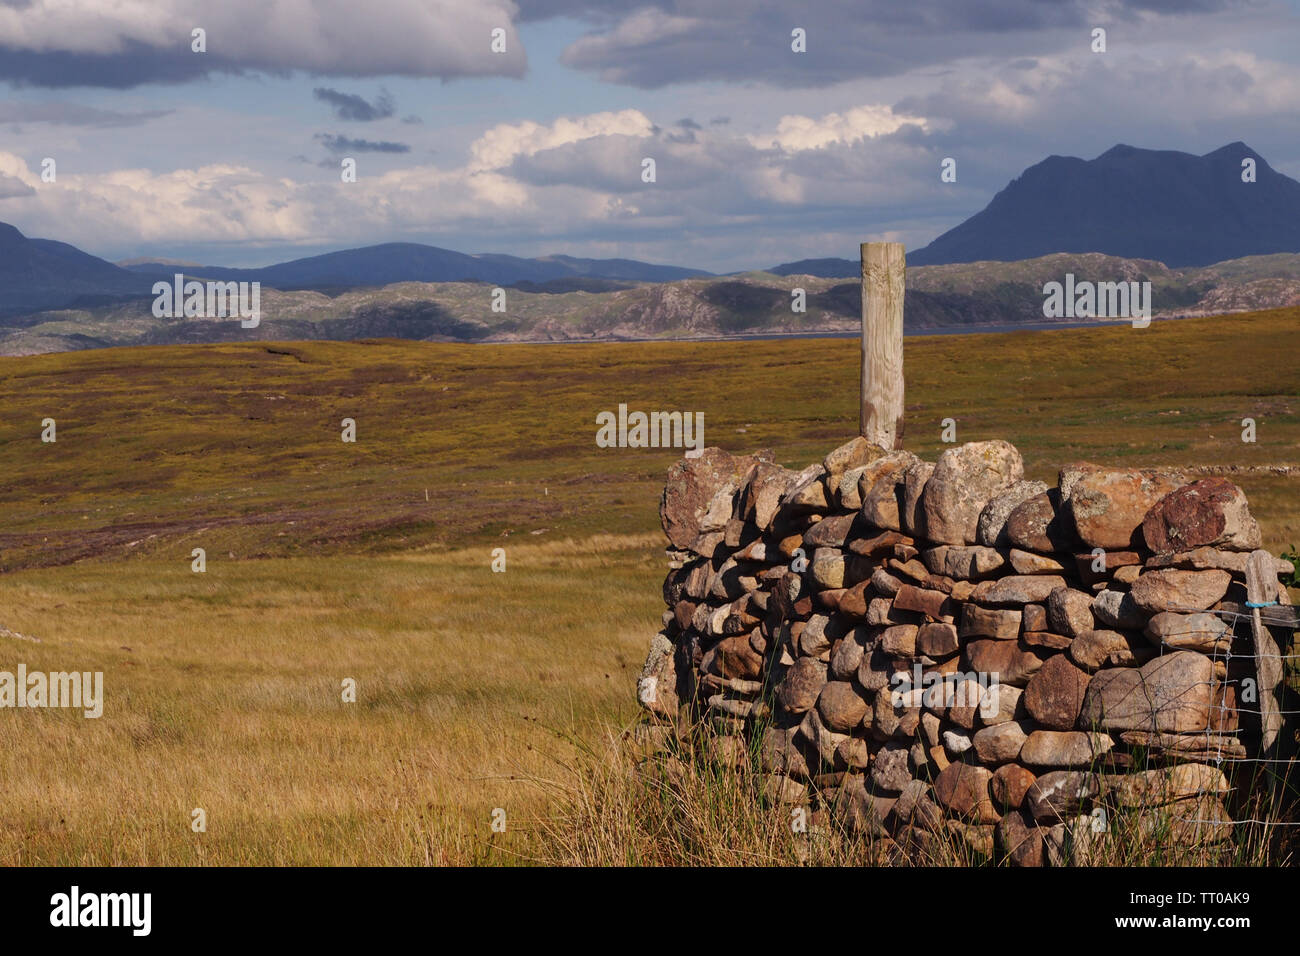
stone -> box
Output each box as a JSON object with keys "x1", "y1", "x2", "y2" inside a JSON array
[
  {"x1": 834, "y1": 736, "x2": 871, "y2": 771},
  {"x1": 894, "y1": 779, "x2": 940, "y2": 828},
  {"x1": 1112, "y1": 565, "x2": 1141, "y2": 587},
  {"x1": 997, "y1": 811, "x2": 1044, "y2": 866},
  {"x1": 1022, "y1": 603, "x2": 1049, "y2": 632},
  {"x1": 761, "y1": 724, "x2": 812, "y2": 777},
  {"x1": 977, "y1": 683, "x2": 1023, "y2": 725},
  {"x1": 921, "y1": 440, "x2": 1025, "y2": 545},
  {"x1": 1022, "y1": 631, "x2": 1073, "y2": 650},
  {"x1": 965, "y1": 639, "x2": 1045, "y2": 687},
  {"x1": 972, "y1": 721, "x2": 1030, "y2": 764},
  {"x1": 868, "y1": 597, "x2": 919, "y2": 627},
  {"x1": 1141, "y1": 478, "x2": 1261, "y2": 553},
  {"x1": 917, "y1": 622, "x2": 960, "y2": 658},
  {"x1": 1139, "y1": 799, "x2": 1234, "y2": 847},
  {"x1": 1074, "y1": 549, "x2": 1143, "y2": 585},
  {"x1": 742, "y1": 460, "x2": 799, "y2": 530},
  {"x1": 946, "y1": 820, "x2": 996, "y2": 859},
  {"x1": 860, "y1": 451, "x2": 920, "y2": 531},
  {"x1": 1091, "y1": 589, "x2": 1148, "y2": 629},
  {"x1": 978, "y1": 480, "x2": 1049, "y2": 547},
  {"x1": 960, "y1": 604, "x2": 1022, "y2": 640},
  {"x1": 1043, "y1": 815, "x2": 1102, "y2": 867},
  {"x1": 1020, "y1": 730, "x2": 1113, "y2": 768},
  {"x1": 1026, "y1": 770, "x2": 1100, "y2": 823},
  {"x1": 900, "y1": 460, "x2": 935, "y2": 537},
  {"x1": 973, "y1": 575, "x2": 1069, "y2": 606},
  {"x1": 799, "y1": 707, "x2": 846, "y2": 765},
  {"x1": 945, "y1": 677, "x2": 987, "y2": 729},
  {"x1": 701, "y1": 634, "x2": 764, "y2": 680},
  {"x1": 1128, "y1": 569, "x2": 1231, "y2": 615},
  {"x1": 637, "y1": 631, "x2": 679, "y2": 720},
  {"x1": 869, "y1": 568, "x2": 903, "y2": 597},
  {"x1": 939, "y1": 545, "x2": 1007, "y2": 580},
  {"x1": 661, "y1": 447, "x2": 755, "y2": 549},
  {"x1": 928, "y1": 744, "x2": 951, "y2": 773},
  {"x1": 871, "y1": 741, "x2": 913, "y2": 792},
  {"x1": 872, "y1": 685, "x2": 921, "y2": 739},
  {"x1": 857, "y1": 647, "x2": 893, "y2": 693},
  {"x1": 932, "y1": 762, "x2": 999, "y2": 823},
  {"x1": 992, "y1": 764, "x2": 1037, "y2": 810},
  {"x1": 1009, "y1": 549, "x2": 1069, "y2": 574},
  {"x1": 892, "y1": 585, "x2": 949, "y2": 618},
  {"x1": 1144, "y1": 611, "x2": 1230, "y2": 653},
  {"x1": 1024, "y1": 655, "x2": 1091, "y2": 730},
  {"x1": 1109, "y1": 763, "x2": 1231, "y2": 807},
  {"x1": 823, "y1": 436, "x2": 887, "y2": 488},
  {"x1": 1065, "y1": 468, "x2": 1184, "y2": 550},
  {"x1": 802, "y1": 513, "x2": 859, "y2": 549},
  {"x1": 763, "y1": 773, "x2": 808, "y2": 804},
  {"x1": 798, "y1": 614, "x2": 841, "y2": 657},
  {"x1": 1004, "y1": 490, "x2": 1073, "y2": 554},
  {"x1": 829, "y1": 633, "x2": 866, "y2": 680},
  {"x1": 810, "y1": 550, "x2": 846, "y2": 590},
  {"x1": 835, "y1": 774, "x2": 898, "y2": 836},
  {"x1": 1047, "y1": 587, "x2": 1094, "y2": 639},
  {"x1": 1069, "y1": 629, "x2": 1147, "y2": 671},
  {"x1": 848, "y1": 529, "x2": 913, "y2": 558},
  {"x1": 817, "y1": 680, "x2": 871, "y2": 732},
  {"x1": 943, "y1": 729, "x2": 973, "y2": 754},
  {"x1": 880, "y1": 624, "x2": 919, "y2": 657},
  {"x1": 1146, "y1": 546, "x2": 1293, "y2": 576},
  {"x1": 1117, "y1": 731, "x2": 1246, "y2": 760},
  {"x1": 783, "y1": 463, "x2": 830, "y2": 512},
  {"x1": 1079, "y1": 650, "x2": 1213, "y2": 733},
  {"x1": 775, "y1": 657, "x2": 827, "y2": 715}
]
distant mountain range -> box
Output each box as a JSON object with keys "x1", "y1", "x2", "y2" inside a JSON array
[
  {"x1": 2, "y1": 141, "x2": 1299, "y2": 350},
  {"x1": 0, "y1": 227, "x2": 714, "y2": 318}
]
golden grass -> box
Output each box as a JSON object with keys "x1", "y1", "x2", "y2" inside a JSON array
[
  {"x1": 0, "y1": 535, "x2": 658, "y2": 864},
  {"x1": 0, "y1": 310, "x2": 1296, "y2": 864}
]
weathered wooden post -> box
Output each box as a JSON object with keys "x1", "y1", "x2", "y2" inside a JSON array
[{"x1": 860, "y1": 242, "x2": 906, "y2": 449}]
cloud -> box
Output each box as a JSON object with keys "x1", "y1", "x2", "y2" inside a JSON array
[
  {"x1": 0, "y1": 170, "x2": 34, "y2": 198},
  {"x1": 547, "y1": 0, "x2": 1258, "y2": 88},
  {"x1": 0, "y1": 0, "x2": 527, "y2": 87},
  {"x1": 0, "y1": 101, "x2": 171, "y2": 127},
  {"x1": 315, "y1": 134, "x2": 411, "y2": 154},
  {"x1": 747, "y1": 105, "x2": 930, "y2": 151},
  {"x1": 313, "y1": 87, "x2": 395, "y2": 122},
  {"x1": 467, "y1": 109, "x2": 655, "y2": 171},
  {"x1": 0, "y1": 104, "x2": 941, "y2": 262}
]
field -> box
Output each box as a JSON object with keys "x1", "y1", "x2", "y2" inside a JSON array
[{"x1": 0, "y1": 308, "x2": 1297, "y2": 864}]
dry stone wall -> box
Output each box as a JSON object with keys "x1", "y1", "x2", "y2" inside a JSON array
[{"x1": 638, "y1": 437, "x2": 1296, "y2": 865}]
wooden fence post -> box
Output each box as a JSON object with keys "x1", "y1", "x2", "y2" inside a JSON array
[{"x1": 860, "y1": 242, "x2": 906, "y2": 449}]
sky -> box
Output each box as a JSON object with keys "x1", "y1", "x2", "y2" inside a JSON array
[{"x1": 0, "y1": 0, "x2": 1298, "y2": 272}]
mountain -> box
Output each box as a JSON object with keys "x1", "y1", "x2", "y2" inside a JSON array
[
  {"x1": 0, "y1": 222, "x2": 153, "y2": 317},
  {"x1": 911, "y1": 143, "x2": 1300, "y2": 267},
  {"x1": 117, "y1": 243, "x2": 713, "y2": 290},
  {"x1": 766, "y1": 257, "x2": 858, "y2": 278}
]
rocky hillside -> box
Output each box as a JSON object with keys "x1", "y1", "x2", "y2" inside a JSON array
[{"x1": 3, "y1": 252, "x2": 1300, "y2": 356}]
